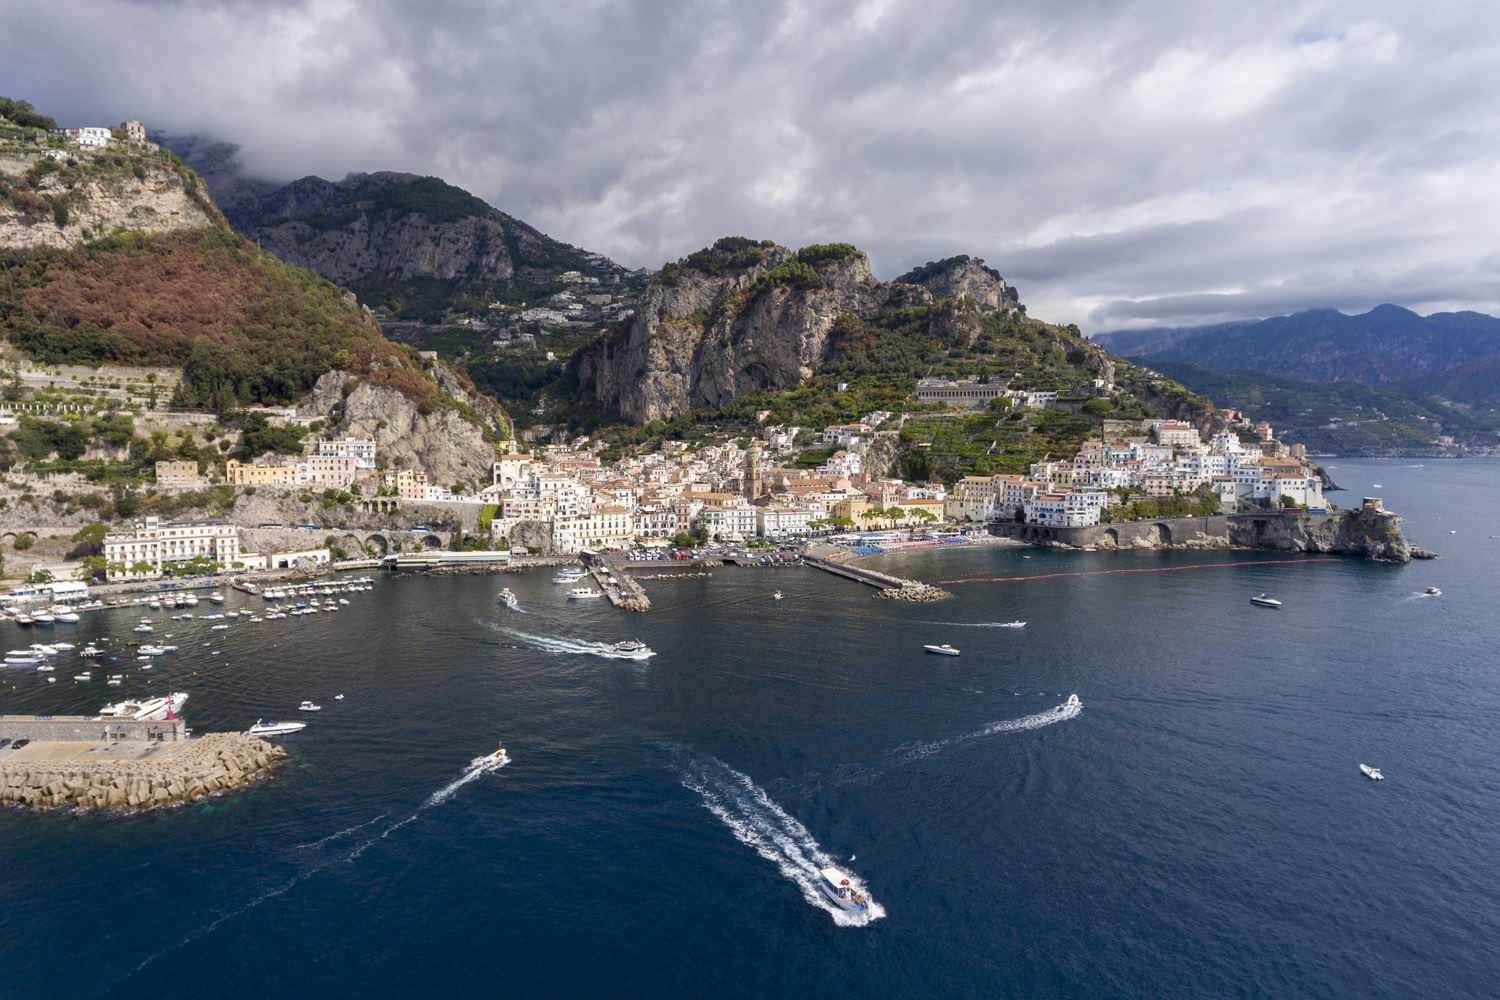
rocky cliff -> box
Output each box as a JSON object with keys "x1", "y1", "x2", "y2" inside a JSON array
[
  {"x1": 302, "y1": 359, "x2": 507, "y2": 488},
  {"x1": 896, "y1": 255, "x2": 1020, "y2": 313},
  {"x1": 1226, "y1": 504, "x2": 1433, "y2": 563},
  {"x1": 0, "y1": 148, "x2": 221, "y2": 249},
  {"x1": 223, "y1": 171, "x2": 591, "y2": 286},
  {"x1": 577, "y1": 240, "x2": 995, "y2": 422}
]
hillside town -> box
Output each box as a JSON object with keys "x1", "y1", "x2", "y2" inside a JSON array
[{"x1": 78, "y1": 404, "x2": 1333, "y2": 585}]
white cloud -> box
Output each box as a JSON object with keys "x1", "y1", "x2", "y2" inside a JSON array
[{"x1": 3, "y1": 0, "x2": 1498, "y2": 330}]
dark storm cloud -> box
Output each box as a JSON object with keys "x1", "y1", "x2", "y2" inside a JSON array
[{"x1": 4, "y1": 0, "x2": 1498, "y2": 330}]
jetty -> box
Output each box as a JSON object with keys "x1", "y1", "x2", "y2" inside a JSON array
[
  {"x1": 0, "y1": 718, "x2": 285, "y2": 812},
  {"x1": 803, "y1": 549, "x2": 950, "y2": 602},
  {"x1": 588, "y1": 557, "x2": 651, "y2": 611}
]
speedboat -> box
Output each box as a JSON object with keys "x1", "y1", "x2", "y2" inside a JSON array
[
  {"x1": 498, "y1": 588, "x2": 519, "y2": 609},
  {"x1": 137, "y1": 645, "x2": 168, "y2": 656},
  {"x1": 32, "y1": 612, "x2": 55, "y2": 624},
  {"x1": 298, "y1": 700, "x2": 321, "y2": 712},
  {"x1": 773, "y1": 591, "x2": 783, "y2": 600},
  {"x1": 1250, "y1": 593, "x2": 1282, "y2": 608},
  {"x1": 1359, "y1": 763, "x2": 1384, "y2": 780},
  {"x1": 1425, "y1": 586, "x2": 1441, "y2": 596},
  {"x1": 470, "y1": 742, "x2": 509, "y2": 770},
  {"x1": 247, "y1": 718, "x2": 306, "y2": 736},
  {"x1": 818, "y1": 868, "x2": 869, "y2": 913},
  {"x1": 209, "y1": 592, "x2": 225, "y2": 603},
  {"x1": 73, "y1": 672, "x2": 92, "y2": 681},
  {"x1": 1065, "y1": 693, "x2": 1081, "y2": 708},
  {"x1": 334, "y1": 693, "x2": 344, "y2": 700},
  {"x1": 923, "y1": 644, "x2": 960, "y2": 656},
  {"x1": 611, "y1": 639, "x2": 654, "y2": 658},
  {"x1": 133, "y1": 623, "x2": 153, "y2": 633},
  {"x1": 999, "y1": 620, "x2": 1026, "y2": 628},
  {"x1": 567, "y1": 587, "x2": 602, "y2": 600}
]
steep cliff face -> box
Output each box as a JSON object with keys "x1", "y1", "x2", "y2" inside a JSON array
[
  {"x1": 578, "y1": 240, "x2": 942, "y2": 422},
  {"x1": 897, "y1": 255, "x2": 1019, "y2": 313},
  {"x1": 0, "y1": 150, "x2": 220, "y2": 249},
  {"x1": 225, "y1": 172, "x2": 587, "y2": 286},
  {"x1": 1227, "y1": 505, "x2": 1431, "y2": 563},
  {"x1": 302, "y1": 362, "x2": 505, "y2": 488}
]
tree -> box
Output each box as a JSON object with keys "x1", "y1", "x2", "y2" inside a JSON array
[
  {"x1": 28, "y1": 569, "x2": 54, "y2": 584},
  {"x1": 912, "y1": 508, "x2": 939, "y2": 525},
  {"x1": 73, "y1": 522, "x2": 110, "y2": 554},
  {"x1": 130, "y1": 560, "x2": 155, "y2": 577},
  {"x1": 13, "y1": 532, "x2": 35, "y2": 551}
]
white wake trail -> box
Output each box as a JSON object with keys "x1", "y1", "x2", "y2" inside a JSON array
[
  {"x1": 899, "y1": 699, "x2": 1081, "y2": 762},
  {"x1": 498, "y1": 626, "x2": 655, "y2": 660},
  {"x1": 669, "y1": 749, "x2": 885, "y2": 927}
]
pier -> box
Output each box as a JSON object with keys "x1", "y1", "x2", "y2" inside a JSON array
[
  {"x1": 803, "y1": 549, "x2": 950, "y2": 602},
  {"x1": 589, "y1": 557, "x2": 651, "y2": 611}
]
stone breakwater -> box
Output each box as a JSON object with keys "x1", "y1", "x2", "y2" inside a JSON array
[
  {"x1": 0, "y1": 733, "x2": 286, "y2": 813},
  {"x1": 875, "y1": 582, "x2": 951, "y2": 602}
]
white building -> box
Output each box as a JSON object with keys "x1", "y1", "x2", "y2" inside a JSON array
[
  {"x1": 756, "y1": 506, "x2": 814, "y2": 539},
  {"x1": 1024, "y1": 491, "x2": 1106, "y2": 527},
  {"x1": 103, "y1": 517, "x2": 253, "y2": 581},
  {"x1": 317, "y1": 437, "x2": 377, "y2": 469}
]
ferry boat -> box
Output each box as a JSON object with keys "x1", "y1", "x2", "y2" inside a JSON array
[
  {"x1": 247, "y1": 718, "x2": 306, "y2": 737},
  {"x1": 1250, "y1": 593, "x2": 1282, "y2": 608},
  {"x1": 470, "y1": 742, "x2": 509, "y2": 770},
  {"x1": 818, "y1": 868, "x2": 869, "y2": 913},
  {"x1": 567, "y1": 587, "x2": 603, "y2": 600},
  {"x1": 923, "y1": 643, "x2": 961, "y2": 656},
  {"x1": 1359, "y1": 763, "x2": 1384, "y2": 780},
  {"x1": 498, "y1": 588, "x2": 519, "y2": 609},
  {"x1": 611, "y1": 639, "x2": 653, "y2": 659}
]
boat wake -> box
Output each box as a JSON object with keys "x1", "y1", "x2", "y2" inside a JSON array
[
  {"x1": 667, "y1": 748, "x2": 884, "y2": 927},
  {"x1": 896, "y1": 698, "x2": 1081, "y2": 763},
  {"x1": 497, "y1": 627, "x2": 655, "y2": 660},
  {"x1": 921, "y1": 620, "x2": 1027, "y2": 628},
  {"x1": 133, "y1": 759, "x2": 505, "y2": 977}
]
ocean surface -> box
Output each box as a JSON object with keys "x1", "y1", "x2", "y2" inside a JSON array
[{"x1": 2, "y1": 457, "x2": 1498, "y2": 999}]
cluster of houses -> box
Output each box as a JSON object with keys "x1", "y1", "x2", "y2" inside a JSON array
[{"x1": 947, "y1": 418, "x2": 1325, "y2": 527}]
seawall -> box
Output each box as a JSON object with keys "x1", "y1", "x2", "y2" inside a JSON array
[{"x1": 0, "y1": 728, "x2": 286, "y2": 813}]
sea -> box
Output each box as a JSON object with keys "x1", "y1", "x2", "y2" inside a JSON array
[{"x1": 1, "y1": 456, "x2": 1498, "y2": 999}]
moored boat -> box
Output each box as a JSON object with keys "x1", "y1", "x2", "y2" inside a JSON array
[
  {"x1": 923, "y1": 643, "x2": 960, "y2": 656},
  {"x1": 567, "y1": 587, "x2": 602, "y2": 600},
  {"x1": 818, "y1": 868, "x2": 869, "y2": 913}
]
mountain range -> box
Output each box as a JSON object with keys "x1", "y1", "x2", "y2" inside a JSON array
[{"x1": 1095, "y1": 306, "x2": 1500, "y2": 453}]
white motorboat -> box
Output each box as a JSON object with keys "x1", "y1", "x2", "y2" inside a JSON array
[
  {"x1": 923, "y1": 644, "x2": 961, "y2": 656},
  {"x1": 1359, "y1": 763, "x2": 1384, "y2": 781},
  {"x1": 1065, "y1": 693, "x2": 1081, "y2": 708},
  {"x1": 133, "y1": 623, "x2": 153, "y2": 633},
  {"x1": 35, "y1": 664, "x2": 54, "y2": 672},
  {"x1": 773, "y1": 591, "x2": 783, "y2": 600},
  {"x1": 99, "y1": 692, "x2": 188, "y2": 720},
  {"x1": 298, "y1": 700, "x2": 321, "y2": 712},
  {"x1": 49, "y1": 606, "x2": 80, "y2": 623},
  {"x1": 73, "y1": 673, "x2": 92, "y2": 681},
  {"x1": 247, "y1": 718, "x2": 306, "y2": 737},
  {"x1": 209, "y1": 592, "x2": 225, "y2": 604},
  {"x1": 32, "y1": 612, "x2": 55, "y2": 624},
  {"x1": 818, "y1": 868, "x2": 870, "y2": 914},
  {"x1": 334, "y1": 693, "x2": 344, "y2": 700},
  {"x1": 29, "y1": 643, "x2": 59, "y2": 657},
  {"x1": 470, "y1": 742, "x2": 509, "y2": 770},
  {"x1": 137, "y1": 645, "x2": 169, "y2": 656},
  {"x1": 552, "y1": 570, "x2": 585, "y2": 584},
  {"x1": 1425, "y1": 586, "x2": 1441, "y2": 596},
  {"x1": 5, "y1": 651, "x2": 44, "y2": 667},
  {"x1": 611, "y1": 639, "x2": 654, "y2": 659},
  {"x1": 567, "y1": 587, "x2": 602, "y2": 600},
  {"x1": 999, "y1": 620, "x2": 1026, "y2": 628},
  {"x1": 498, "y1": 588, "x2": 519, "y2": 609},
  {"x1": 1250, "y1": 593, "x2": 1282, "y2": 608}
]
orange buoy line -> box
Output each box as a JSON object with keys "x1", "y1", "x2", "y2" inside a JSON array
[{"x1": 939, "y1": 557, "x2": 1343, "y2": 585}]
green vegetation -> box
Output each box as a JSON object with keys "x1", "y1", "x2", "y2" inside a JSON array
[
  {"x1": 1102, "y1": 489, "x2": 1220, "y2": 523},
  {"x1": 898, "y1": 254, "x2": 1001, "y2": 285},
  {"x1": 0, "y1": 97, "x2": 58, "y2": 130}
]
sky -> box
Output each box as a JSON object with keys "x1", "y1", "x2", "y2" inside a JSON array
[{"x1": 4, "y1": 0, "x2": 1499, "y2": 332}]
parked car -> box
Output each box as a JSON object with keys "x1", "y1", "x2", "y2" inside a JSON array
[
  {"x1": 0, "y1": 738, "x2": 11, "y2": 749},
  {"x1": 11, "y1": 738, "x2": 30, "y2": 749}
]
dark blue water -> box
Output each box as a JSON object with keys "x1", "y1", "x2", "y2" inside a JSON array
[{"x1": 2, "y1": 458, "x2": 1498, "y2": 998}]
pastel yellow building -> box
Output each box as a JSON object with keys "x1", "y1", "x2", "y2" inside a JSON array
[{"x1": 224, "y1": 459, "x2": 297, "y2": 486}]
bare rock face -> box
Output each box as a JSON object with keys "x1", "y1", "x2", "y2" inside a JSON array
[
  {"x1": 252, "y1": 211, "x2": 518, "y2": 286},
  {"x1": 0, "y1": 154, "x2": 218, "y2": 250},
  {"x1": 302, "y1": 362, "x2": 506, "y2": 489},
  {"x1": 896, "y1": 256, "x2": 1020, "y2": 313},
  {"x1": 578, "y1": 242, "x2": 931, "y2": 423}
]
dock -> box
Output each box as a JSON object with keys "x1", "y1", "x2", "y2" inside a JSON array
[
  {"x1": 588, "y1": 558, "x2": 650, "y2": 611},
  {"x1": 803, "y1": 549, "x2": 950, "y2": 601}
]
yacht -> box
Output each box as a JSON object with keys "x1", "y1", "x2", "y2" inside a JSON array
[
  {"x1": 32, "y1": 611, "x2": 55, "y2": 624},
  {"x1": 498, "y1": 588, "x2": 519, "y2": 609},
  {"x1": 552, "y1": 569, "x2": 585, "y2": 585},
  {"x1": 611, "y1": 639, "x2": 654, "y2": 659},
  {"x1": 923, "y1": 643, "x2": 961, "y2": 656},
  {"x1": 567, "y1": 587, "x2": 602, "y2": 600},
  {"x1": 49, "y1": 606, "x2": 80, "y2": 623},
  {"x1": 1250, "y1": 593, "x2": 1282, "y2": 608},
  {"x1": 247, "y1": 718, "x2": 306, "y2": 737},
  {"x1": 209, "y1": 593, "x2": 225, "y2": 604},
  {"x1": 5, "y1": 650, "x2": 44, "y2": 667},
  {"x1": 818, "y1": 868, "x2": 869, "y2": 914},
  {"x1": 1359, "y1": 763, "x2": 1384, "y2": 781},
  {"x1": 470, "y1": 742, "x2": 509, "y2": 770},
  {"x1": 299, "y1": 700, "x2": 321, "y2": 712},
  {"x1": 99, "y1": 692, "x2": 188, "y2": 720}
]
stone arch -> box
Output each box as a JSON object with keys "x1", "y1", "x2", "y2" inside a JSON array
[
  {"x1": 421, "y1": 533, "x2": 444, "y2": 549},
  {"x1": 1103, "y1": 528, "x2": 1119, "y2": 548},
  {"x1": 0, "y1": 531, "x2": 16, "y2": 546},
  {"x1": 1154, "y1": 522, "x2": 1172, "y2": 545},
  {"x1": 364, "y1": 533, "x2": 389, "y2": 555}
]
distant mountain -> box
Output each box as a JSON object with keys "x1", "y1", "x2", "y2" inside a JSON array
[{"x1": 1095, "y1": 305, "x2": 1500, "y2": 386}]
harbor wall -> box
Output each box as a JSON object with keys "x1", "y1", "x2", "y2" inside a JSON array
[
  {"x1": 0, "y1": 715, "x2": 187, "y2": 743},
  {"x1": 0, "y1": 731, "x2": 285, "y2": 812}
]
